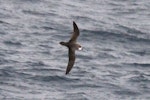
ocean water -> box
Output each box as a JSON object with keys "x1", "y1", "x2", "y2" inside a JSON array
[{"x1": 0, "y1": 0, "x2": 150, "y2": 100}]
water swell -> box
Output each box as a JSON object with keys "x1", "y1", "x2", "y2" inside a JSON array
[
  {"x1": 123, "y1": 62, "x2": 150, "y2": 68},
  {"x1": 22, "y1": 10, "x2": 57, "y2": 17},
  {"x1": 114, "y1": 89, "x2": 141, "y2": 96},
  {"x1": 129, "y1": 74, "x2": 150, "y2": 83},
  {"x1": 130, "y1": 50, "x2": 150, "y2": 56},
  {"x1": 82, "y1": 29, "x2": 150, "y2": 45},
  {"x1": 30, "y1": 75, "x2": 80, "y2": 82},
  {"x1": 3, "y1": 40, "x2": 22, "y2": 46}
]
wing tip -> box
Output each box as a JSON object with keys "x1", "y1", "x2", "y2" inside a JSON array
[
  {"x1": 65, "y1": 69, "x2": 70, "y2": 75},
  {"x1": 73, "y1": 21, "x2": 79, "y2": 33},
  {"x1": 65, "y1": 71, "x2": 69, "y2": 75},
  {"x1": 73, "y1": 21, "x2": 77, "y2": 27}
]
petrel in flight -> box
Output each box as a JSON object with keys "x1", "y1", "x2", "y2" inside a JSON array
[{"x1": 60, "y1": 21, "x2": 82, "y2": 74}]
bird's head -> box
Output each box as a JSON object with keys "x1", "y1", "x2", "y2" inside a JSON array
[{"x1": 60, "y1": 42, "x2": 67, "y2": 46}]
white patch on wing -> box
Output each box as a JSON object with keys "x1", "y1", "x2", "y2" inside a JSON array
[{"x1": 78, "y1": 47, "x2": 82, "y2": 50}]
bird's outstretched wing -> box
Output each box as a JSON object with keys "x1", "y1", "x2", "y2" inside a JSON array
[
  {"x1": 69, "y1": 21, "x2": 79, "y2": 42},
  {"x1": 66, "y1": 47, "x2": 75, "y2": 74}
]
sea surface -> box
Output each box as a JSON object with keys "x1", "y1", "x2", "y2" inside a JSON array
[{"x1": 0, "y1": 0, "x2": 150, "y2": 100}]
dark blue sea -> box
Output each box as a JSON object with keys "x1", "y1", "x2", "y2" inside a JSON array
[{"x1": 0, "y1": 0, "x2": 150, "y2": 100}]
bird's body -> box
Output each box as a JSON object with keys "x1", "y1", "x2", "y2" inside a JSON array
[{"x1": 60, "y1": 21, "x2": 82, "y2": 74}]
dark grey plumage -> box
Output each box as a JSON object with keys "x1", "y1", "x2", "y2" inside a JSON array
[{"x1": 60, "y1": 21, "x2": 82, "y2": 74}]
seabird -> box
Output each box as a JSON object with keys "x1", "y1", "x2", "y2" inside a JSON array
[{"x1": 60, "y1": 21, "x2": 82, "y2": 74}]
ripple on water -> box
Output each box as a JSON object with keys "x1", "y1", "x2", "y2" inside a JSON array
[
  {"x1": 128, "y1": 74, "x2": 150, "y2": 83},
  {"x1": 123, "y1": 62, "x2": 150, "y2": 68},
  {"x1": 30, "y1": 75, "x2": 80, "y2": 83},
  {"x1": 114, "y1": 89, "x2": 141, "y2": 96},
  {"x1": 3, "y1": 40, "x2": 22, "y2": 47},
  {"x1": 130, "y1": 50, "x2": 150, "y2": 56}
]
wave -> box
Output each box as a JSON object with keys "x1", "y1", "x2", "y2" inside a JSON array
[
  {"x1": 81, "y1": 29, "x2": 150, "y2": 44},
  {"x1": 123, "y1": 63, "x2": 150, "y2": 68},
  {"x1": 3, "y1": 40, "x2": 22, "y2": 46},
  {"x1": 30, "y1": 75, "x2": 80, "y2": 82},
  {"x1": 22, "y1": 10, "x2": 57, "y2": 17},
  {"x1": 130, "y1": 50, "x2": 150, "y2": 56},
  {"x1": 114, "y1": 89, "x2": 141, "y2": 96}
]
